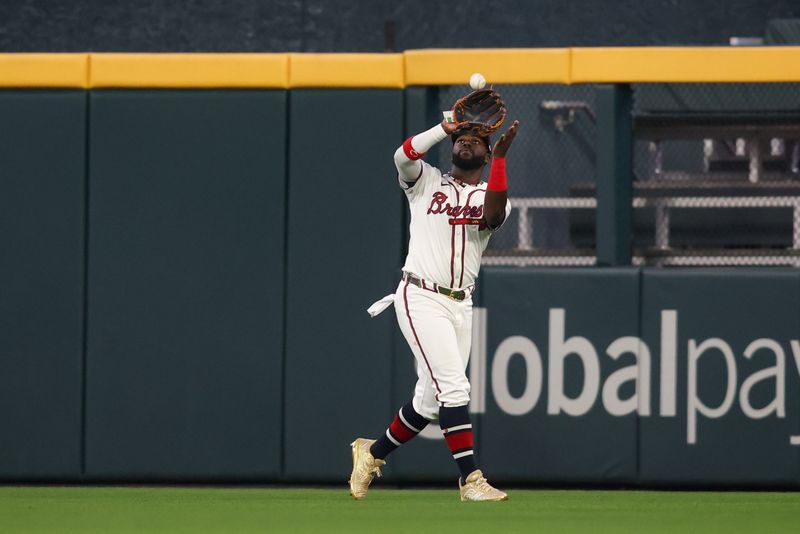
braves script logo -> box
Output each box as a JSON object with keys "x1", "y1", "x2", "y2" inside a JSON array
[{"x1": 427, "y1": 192, "x2": 483, "y2": 219}]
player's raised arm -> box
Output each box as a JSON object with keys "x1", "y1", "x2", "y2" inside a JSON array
[
  {"x1": 483, "y1": 120, "x2": 519, "y2": 230},
  {"x1": 393, "y1": 119, "x2": 465, "y2": 184}
]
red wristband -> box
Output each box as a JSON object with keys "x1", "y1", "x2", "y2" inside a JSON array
[
  {"x1": 487, "y1": 157, "x2": 507, "y2": 192},
  {"x1": 402, "y1": 137, "x2": 426, "y2": 160}
]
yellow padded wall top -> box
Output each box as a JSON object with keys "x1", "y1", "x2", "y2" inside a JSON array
[
  {"x1": 289, "y1": 53, "x2": 404, "y2": 88},
  {"x1": 5, "y1": 48, "x2": 800, "y2": 88},
  {"x1": 571, "y1": 46, "x2": 800, "y2": 83},
  {"x1": 404, "y1": 49, "x2": 571, "y2": 85},
  {"x1": 90, "y1": 53, "x2": 290, "y2": 88},
  {"x1": 0, "y1": 53, "x2": 89, "y2": 88}
]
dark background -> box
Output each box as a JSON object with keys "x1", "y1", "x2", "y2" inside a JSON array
[{"x1": 1, "y1": 0, "x2": 799, "y2": 52}]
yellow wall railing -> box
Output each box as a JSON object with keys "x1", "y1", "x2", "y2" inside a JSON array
[{"x1": 2, "y1": 48, "x2": 800, "y2": 88}]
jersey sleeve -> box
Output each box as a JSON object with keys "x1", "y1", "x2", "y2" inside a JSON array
[
  {"x1": 398, "y1": 160, "x2": 436, "y2": 196},
  {"x1": 394, "y1": 124, "x2": 448, "y2": 195}
]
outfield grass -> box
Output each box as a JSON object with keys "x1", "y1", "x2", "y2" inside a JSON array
[{"x1": 0, "y1": 487, "x2": 798, "y2": 533}]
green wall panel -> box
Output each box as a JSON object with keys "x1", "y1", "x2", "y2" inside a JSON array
[
  {"x1": 85, "y1": 90, "x2": 285, "y2": 479},
  {"x1": 479, "y1": 268, "x2": 641, "y2": 483},
  {"x1": 639, "y1": 269, "x2": 800, "y2": 485},
  {"x1": 0, "y1": 91, "x2": 85, "y2": 479},
  {"x1": 284, "y1": 89, "x2": 403, "y2": 479}
]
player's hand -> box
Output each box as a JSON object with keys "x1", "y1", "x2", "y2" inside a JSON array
[
  {"x1": 492, "y1": 120, "x2": 519, "y2": 158},
  {"x1": 441, "y1": 119, "x2": 469, "y2": 135}
]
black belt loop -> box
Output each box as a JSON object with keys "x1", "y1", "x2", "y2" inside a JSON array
[{"x1": 402, "y1": 272, "x2": 470, "y2": 302}]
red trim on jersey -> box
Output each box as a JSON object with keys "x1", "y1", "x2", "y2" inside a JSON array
[
  {"x1": 459, "y1": 226, "x2": 466, "y2": 288},
  {"x1": 449, "y1": 218, "x2": 482, "y2": 225},
  {"x1": 445, "y1": 431, "x2": 474, "y2": 452},
  {"x1": 402, "y1": 137, "x2": 426, "y2": 161},
  {"x1": 463, "y1": 189, "x2": 488, "y2": 231},
  {"x1": 450, "y1": 225, "x2": 456, "y2": 287},
  {"x1": 389, "y1": 416, "x2": 416, "y2": 442},
  {"x1": 420, "y1": 278, "x2": 438, "y2": 293},
  {"x1": 454, "y1": 187, "x2": 487, "y2": 287},
  {"x1": 488, "y1": 157, "x2": 507, "y2": 192},
  {"x1": 444, "y1": 181, "x2": 461, "y2": 289},
  {"x1": 465, "y1": 188, "x2": 486, "y2": 203},
  {"x1": 403, "y1": 279, "x2": 441, "y2": 400}
]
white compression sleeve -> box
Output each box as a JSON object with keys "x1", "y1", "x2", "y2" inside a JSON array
[
  {"x1": 394, "y1": 124, "x2": 449, "y2": 182},
  {"x1": 410, "y1": 123, "x2": 449, "y2": 153}
]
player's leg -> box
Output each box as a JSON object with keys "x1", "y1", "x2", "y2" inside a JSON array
[
  {"x1": 369, "y1": 284, "x2": 456, "y2": 461},
  {"x1": 455, "y1": 301, "x2": 473, "y2": 369},
  {"x1": 350, "y1": 368, "x2": 438, "y2": 499},
  {"x1": 438, "y1": 301, "x2": 478, "y2": 479},
  {"x1": 348, "y1": 283, "x2": 435, "y2": 499},
  {"x1": 350, "y1": 394, "x2": 431, "y2": 500},
  {"x1": 447, "y1": 300, "x2": 507, "y2": 501},
  {"x1": 369, "y1": 398, "x2": 431, "y2": 460},
  {"x1": 395, "y1": 283, "x2": 473, "y2": 411},
  {"x1": 352, "y1": 362, "x2": 437, "y2": 500},
  {"x1": 365, "y1": 288, "x2": 439, "y2": 461},
  {"x1": 394, "y1": 283, "x2": 482, "y2": 480},
  {"x1": 411, "y1": 359, "x2": 441, "y2": 422}
]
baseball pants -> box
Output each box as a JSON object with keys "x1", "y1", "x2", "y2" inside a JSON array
[{"x1": 394, "y1": 277, "x2": 473, "y2": 421}]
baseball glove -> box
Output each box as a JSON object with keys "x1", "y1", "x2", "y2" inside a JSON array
[{"x1": 451, "y1": 89, "x2": 507, "y2": 137}]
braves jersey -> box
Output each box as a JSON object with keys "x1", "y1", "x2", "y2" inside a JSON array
[{"x1": 400, "y1": 161, "x2": 511, "y2": 290}]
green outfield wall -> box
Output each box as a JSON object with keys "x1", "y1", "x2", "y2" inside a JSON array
[
  {"x1": 1, "y1": 84, "x2": 799, "y2": 486},
  {"x1": 84, "y1": 90, "x2": 287, "y2": 480},
  {"x1": 0, "y1": 90, "x2": 85, "y2": 479},
  {"x1": 283, "y1": 89, "x2": 404, "y2": 480}
]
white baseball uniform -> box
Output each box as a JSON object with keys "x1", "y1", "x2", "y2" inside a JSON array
[{"x1": 368, "y1": 123, "x2": 510, "y2": 421}]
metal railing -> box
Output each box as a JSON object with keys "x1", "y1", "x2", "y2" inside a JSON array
[{"x1": 484, "y1": 195, "x2": 800, "y2": 267}]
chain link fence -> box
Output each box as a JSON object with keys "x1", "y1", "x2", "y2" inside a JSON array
[
  {"x1": 436, "y1": 82, "x2": 800, "y2": 267},
  {"x1": 437, "y1": 84, "x2": 597, "y2": 266},
  {"x1": 632, "y1": 83, "x2": 800, "y2": 266}
]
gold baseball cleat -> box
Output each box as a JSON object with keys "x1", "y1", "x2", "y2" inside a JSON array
[
  {"x1": 459, "y1": 469, "x2": 508, "y2": 502},
  {"x1": 348, "y1": 438, "x2": 386, "y2": 500}
]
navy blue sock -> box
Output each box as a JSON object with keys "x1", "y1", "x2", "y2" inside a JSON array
[
  {"x1": 370, "y1": 402, "x2": 430, "y2": 460},
  {"x1": 439, "y1": 405, "x2": 477, "y2": 480}
]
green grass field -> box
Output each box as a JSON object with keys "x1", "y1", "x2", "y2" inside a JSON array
[{"x1": 1, "y1": 487, "x2": 798, "y2": 533}]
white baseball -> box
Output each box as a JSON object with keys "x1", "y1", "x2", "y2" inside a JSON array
[{"x1": 469, "y1": 72, "x2": 486, "y2": 90}]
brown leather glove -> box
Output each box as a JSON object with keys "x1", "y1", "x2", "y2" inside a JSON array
[{"x1": 451, "y1": 89, "x2": 508, "y2": 137}]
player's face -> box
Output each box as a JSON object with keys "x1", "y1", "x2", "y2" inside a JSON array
[{"x1": 452, "y1": 135, "x2": 489, "y2": 170}]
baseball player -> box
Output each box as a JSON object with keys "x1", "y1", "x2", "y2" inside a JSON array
[{"x1": 350, "y1": 98, "x2": 520, "y2": 501}]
